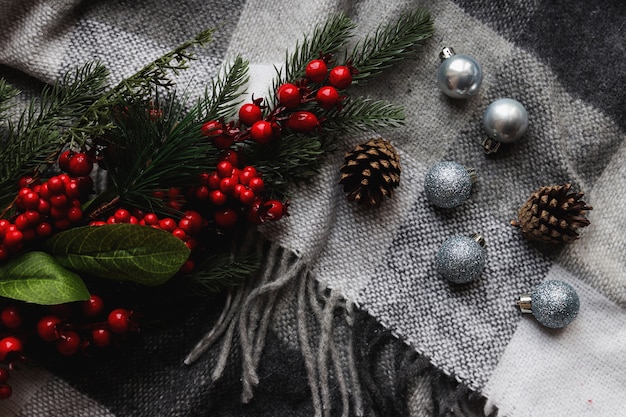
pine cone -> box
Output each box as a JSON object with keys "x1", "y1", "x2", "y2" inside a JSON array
[
  {"x1": 339, "y1": 138, "x2": 401, "y2": 206},
  {"x1": 512, "y1": 184, "x2": 592, "y2": 244}
]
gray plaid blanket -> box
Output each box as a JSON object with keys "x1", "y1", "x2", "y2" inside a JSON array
[{"x1": 1, "y1": 0, "x2": 625, "y2": 416}]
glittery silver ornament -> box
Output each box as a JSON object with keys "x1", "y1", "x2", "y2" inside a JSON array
[
  {"x1": 424, "y1": 161, "x2": 476, "y2": 208},
  {"x1": 482, "y1": 98, "x2": 529, "y2": 154},
  {"x1": 436, "y1": 234, "x2": 486, "y2": 284},
  {"x1": 517, "y1": 280, "x2": 580, "y2": 328},
  {"x1": 437, "y1": 47, "x2": 483, "y2": 99}
]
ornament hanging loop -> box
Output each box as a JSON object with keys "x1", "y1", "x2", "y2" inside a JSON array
[
  {"x1": 439, "y1": 46, "x2": 456, "y2": 60},
  {"x1": 516, "y1": 294, "x2": 532, "y2": 313},
  {"x1": 482, "y1": 137, "x2": 501, "y2": 154}
]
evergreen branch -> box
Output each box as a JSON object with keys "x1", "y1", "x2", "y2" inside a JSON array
[
  {"x1": 180, "y1": 254, "x2": 259, "y2": 295},
  {"x1": 245, "y1": 133, "x2": 331, "y2": 197},
  {"x1": 0, "y1": 79, "x2": 19, "y2": 122},
  {"x1": 66, "y1": 28, "x2": 215, "y2": 145},
  {"x1": 349, "y1": 8, "x2": 434, "y2": 81},
  {"x1": 270, "y1": 13, "x2": 356, "y2": 103},
  {"x1": 0, "y1": 62, "x2": 110, "y2": 210},
  {"x1": 198, "y1": 55, "x2": 249, "y2": 121},
  {"x1": 322, "y1": 96, "x2": 405, "y2": 133},
  {"x1": 102, "y1": 95, "x2": 216, "y2": 212}
]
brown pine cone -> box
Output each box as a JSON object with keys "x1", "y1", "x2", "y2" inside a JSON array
[
  {"x1": 511, "y1": 184, "x2": 592, "y2": 244},
  {"x1": 339, "y1": 138, "x2": 401, "y2": 206}
]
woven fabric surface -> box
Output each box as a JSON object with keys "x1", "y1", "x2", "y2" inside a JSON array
[{"x1": 1, "y1": 0, "x2": 625, "y2": 416}]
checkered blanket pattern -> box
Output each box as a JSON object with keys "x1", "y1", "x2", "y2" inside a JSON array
[{"x1": 1, "y1": 0, "x2": 625, "y2": 416}]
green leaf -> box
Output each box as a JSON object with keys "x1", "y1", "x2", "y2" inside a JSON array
[
  {"x1": 0, "y1": 251, "x2": 90, "y2": 305},
  {"x1": 45, "y1": 224, "x2": 190, "y2": 286}
]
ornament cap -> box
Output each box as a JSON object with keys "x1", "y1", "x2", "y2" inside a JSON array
[
  {"x1": 482, "y1": 137, "x2": 501, "y2": 154},
  {"x1": 470, "y1": 233, "x2": 485, "y2": 247},
  {"x1": 517, "y1": 294, "x2": 533, "y2": 314},
  {"x1": 439, "y1": 46, "x2": 456, "y2": 61},
  {"x1": 467, "y1": 167, "x2": 478, "y2": 184}
]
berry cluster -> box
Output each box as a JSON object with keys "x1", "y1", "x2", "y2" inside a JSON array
[
  {"x1": 201, "y1": 57, "x2": 356, "y2": 148},
  {"x1": 0, "y1": 151, "x2": 94, "y2": 261},
  {"x1": 0, "y1": 297, "x2": 136, "y2": 400}
]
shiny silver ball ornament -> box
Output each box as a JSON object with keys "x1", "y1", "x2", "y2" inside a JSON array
[
  {"x1": 482, "y1": 98, "x2": 529, "y2": 154},
  {"x1": 436, "y1": 233, "x2": 486, "y2": 284},
  {"x1": 517, "y1": 280, "x2": 580, "y2": 328},
  {"x1": 437, "y1": 47, "x2": 483, "y2": 99},
  {"x1": 424, "y1": 161, "x2": 476, "y2": 208}
]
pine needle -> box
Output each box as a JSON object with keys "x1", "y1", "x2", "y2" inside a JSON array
[
  {"x1": 323, "y1": 96, "x2": 405, "y2": 133},
  {"x1": 198, "y1": 55, "x2": 249, "y2": 121},
  {"x1": 180, "y1": 254, "x2": 259, "y2": 295},
  {"x1": 349, "y1": 8, "x2": 434, "y2": 81}
]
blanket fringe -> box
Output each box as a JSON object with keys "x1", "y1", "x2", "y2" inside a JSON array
[{"x1": 184, "y1": 236, "x2": 363, "y2": 416}]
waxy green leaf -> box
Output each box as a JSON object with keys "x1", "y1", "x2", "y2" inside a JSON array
[
  {"x1": 45, "y1": 224, "x2": 190, "y2": 286},
  {"x1": 0, "y1": 251, "x2": 90, "y2": 304}
]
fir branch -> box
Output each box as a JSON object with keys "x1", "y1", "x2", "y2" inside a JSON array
[
  {"x1": 0, "y1": 79, "x2": 19, "y2": 121},
  {"x1": 198, "y1": 55, "x2": 249, "y2": 121},
  {"x1": 323, "y1": 96, "x2": 405, "y2": 133},
  {"x1": 348, "y1": 8, "x2": 434, "y2": 81},
  {"x1": 0, "y1": 62, "x2": 109, "y2": 210},
  {"x1": 246, "y1": 133, "x2": 330, "y2": 197},
  {"x1": 102, "y1": 96, "x2": 216, "y2": 212},
  {"x1": 270, "y1": 13, "x2": 356, "y2": 103},
  {"x1": 180, "y1": 254, "x2": 259, "y2": 295},
  {"x1": 66, "y1": 28, "x2": 215, "y2": 146}
]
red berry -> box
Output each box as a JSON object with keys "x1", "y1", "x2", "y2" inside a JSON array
[
  {"x1": 246, "y1": 200, "x2": 264, "y2": 225},
  {"x1": 0, "y1": 248, "x2": 8, "y2": 262},
  {"x1": 214, "y1": 208, "x2": 238, "y2": 229},
  {"x1": 37, "y1": 316, "x2": 61, "y2": 342},
  {"x1": 177, "y1": 218, "x2": 196, "y2": 235},
  {"x1": 316, "y1": 86, "x2": 340, "y2": 110},
  {"x1": 213, "y1": 134, "x2": 235, "y2": 149},
  {"x1": 158, "y1": 218, "x2": 177, "y2": 232},
  {"x1": 238, "y1": 103, "x2": 263, "y2": 125},
  {"x1": 216, "y1": 161, "x2": 233, "y2": 178},
  {"x1": 24, "y1": 210, "x2": 41, "y2": 226},
  {"x1": 107, "y1": 308, "x2": 132, "y2": 334},
  {"x1": 264, "y1": 199, "x2": 288, "y2": 221},
  {"x1": 58, "y1": 150, "x2": 74, "y2": 172},
  {"x1": 0, "y1": 306, "x2": 21, "y2": 329},
  {"x1": 91, "y1": 327, "x2": 112, "y2": 348},
  {"x1": 179, "y1": 259, "x2": 195, "y2": 274},
  {"x1": 287, "y1": 111, "x2": 319, "y2": 132},
  {"x1": 195, "y1": 185, "x2": 210, "y2": 201},
  {"x1": 219, "y1": 149, "x2": 240, "y2": 166},
  {"x1": 183, "y1": 211, "x2": 203, "y2": 233},
  {"x1": 74, "y1": 175, "x2": 94, "y2": 195},
  {"x1": 36, "y1": 222, "x2": 53, "y2": 238},
  {"x1": 19, "y1": 189, "x2": 40, "y2": 210},
  {"x1": 0, "y1": 368, "x2": 9, "y2": 384},
  {"x1": 305, "y1": 59, "x2": 328, "y2": 83},
  {"x1": 0, "y1": 384, "x2": 11, "y2": 400},
  {"x1": 248, "y1": 177, "x2": 265, "y2": 194},
  {"x1": 81, "y1": 294, "x2": 104, "y2": 316},
  {"x1": 207, "y1": 172, "x2": 221, "y2": 190},
  {"x1": 239, "y1": 166, "x2": 258, "y2": 185},
  {"x1": 143, "y1": 213, "x2": 159, "y2": 225},
  {"x1": 239, "y1": 188, "x2": 256, "y2": 205},
  {"x1": 171, "y1": 228, "x2": 187, "y2": 240},
  {"x1": 68, "y1": 153, "x2": 93, "y2": 176},
  {"x1": 277, "y1": 83, "x2": 301, "y2": 109},
  {"x1": 37, "y1": 198, "x2": 51, "y2": 214},
  {"x1": 18, "y1": 175, "x2": 39, "y2": 189},
  {"x1": 67, "y1": 207, "x2": 83, "y2": 223},
  {"x1": 329, "y1": 65, "x2": 353, "y2": 89},
  {"x1": 250, "y1": 120, "x2": 274, "y2": 144},
  {"x1": 50, "y1": 194, "x2": 68, "y2": 208},
  {"x1": 3, "y1": 229, "x2": 23, "y2": 248},
  {"x1": 56, "y1": 330, "x2": 81, "y2": 356},
  {"x1": 14, "y1": 214, "x2": 30, "y2": 231},
  {"x1": 209, "y1": 190, "x2": 227, "y2": 206},
  {"x1": 114, "y1": 209, "x2": 131, "y2": 223},
  {"x1": 0, "y1": 337, "x2": 22, "y2": 362},
  {"x1": 219, "y1": 177, "x2": 237, "y2": 195},
  {"x1": 64, "y1": 180, "x2": 81, "y2": 199}
]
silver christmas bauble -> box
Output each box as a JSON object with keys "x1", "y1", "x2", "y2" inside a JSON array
[
  {"x1": 517, "y1": 280, "x2": 580, "y2": 328},
  {"x1": 424, "y1": 161, "x2": 476, "y2": 208},
  {"x1": 436, "y1": 234, "x2": 486, "y2": 284},
  {"x1": 437, "y1": 47, "x2": 483, "y2": 99},
  {"x1": 482, "y1": 98, "x2": 528, "y2": 144}
]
